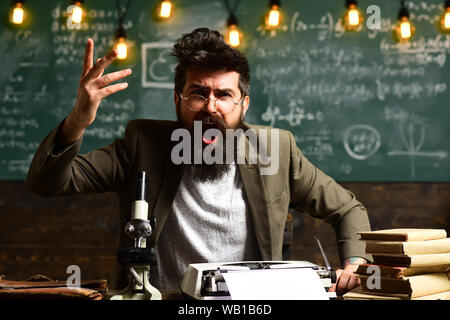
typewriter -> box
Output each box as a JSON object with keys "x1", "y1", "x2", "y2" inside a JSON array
[{"x1": 180, "y1": 260, "x2": 337, "y2": 300}]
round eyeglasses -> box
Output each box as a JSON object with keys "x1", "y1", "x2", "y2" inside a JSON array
[{"x1": 179, "y1": 93, "x2": 244, "y2": 114}]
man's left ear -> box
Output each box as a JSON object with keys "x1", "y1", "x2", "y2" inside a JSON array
[{"x1": 242, "y1": 95, "x2": 250, "y2": 118}]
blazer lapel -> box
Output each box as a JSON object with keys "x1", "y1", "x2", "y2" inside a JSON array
[
  {"x1": 148, "y1": 122, "x2": 185, "y2": 246},
  {"x1": 150, "y1": 158, "x2": 184, "y2": 246},
  {"x1": 237, "y1": 127, "x2": 272, "y2": 260}
]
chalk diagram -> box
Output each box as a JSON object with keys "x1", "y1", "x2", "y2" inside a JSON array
[
  {"x1": 387, "y1": 121, "x2": 448, "y2": 178},
  {"x1": 343, "y1": 124, "x2": 381, "y2": 160},
  {"x1": 141, "y1": 42, "x2": 175, "y2": 89}
]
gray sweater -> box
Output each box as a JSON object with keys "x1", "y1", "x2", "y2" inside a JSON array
[{"x1": 151, "y1": 163, "x2": 260, "y2": 289}]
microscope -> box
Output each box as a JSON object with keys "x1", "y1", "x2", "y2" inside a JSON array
[{"x1": 110, "y1": 171, "x2": 162, "y2": 300}]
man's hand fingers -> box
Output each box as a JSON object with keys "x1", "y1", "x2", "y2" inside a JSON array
[
  {"x1": 82, "y1": 38, "x2": 94, "y2": 76},
  {"x1": 88, "y1": 49, "x2": 118, "y2": 79},
  {"x1": 347, "y1": 273, "x2": 360, "y2": 290},
  {"x1": 335, "y1": 270, "x2": 361, "y2": 296},
  {"x1": 97, "y1": 82, "x2": 129, "y2": 98},
  {"x1": 336, "y1": 271, "x2": 351, "y2": 295},
  {"x1": 93, "y1": 69, "x2": 132, "y2": 88},
  {"x1": 328, "y1": 269, "x2": 342, "y2": 293}
]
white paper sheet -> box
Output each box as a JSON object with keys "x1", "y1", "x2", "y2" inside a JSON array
[{"x1": 222, "y1": 268, "x2": 329, "y2": 300}]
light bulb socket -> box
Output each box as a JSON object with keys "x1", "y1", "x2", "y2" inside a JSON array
[
  {"x1": 72, "y1": 0, "x2": 83, "y2": 4},
  {"x1": 14, "y1": 0, "x2": 24, "y2": 4},
  {"x1": 269, "y1": 0, "x2": 281, "y2": 8},
  {"x1": 115, "y1": 25, "x2": 126, "y2": 39},
  {"x1": 227, "y1": 13, "x2": 238, "y2": 27},
  {"x1": 398, "y1": 1, "x2": 410, "y2": 19},
  {"x1": 346, "y1": 0, "x2": 357, "y2": 8},
  {"x1": 445, "y1": 0, "x2": 450, "y2": 9}
]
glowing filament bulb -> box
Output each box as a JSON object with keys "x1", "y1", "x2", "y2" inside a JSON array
[
  {"x1": 348, "y1": 7, "x2": 360, "y2": 26},
  {"x1": 343, "y1": 1, "x2": 363, "y2": 31},
  {"x1": 159, "y1": 0, "x2": 172, "y2": 18},
  {"x1": 442, "y1": 7, "x2": 450, "y2": 30},
  {"x1": 12, "y1": 2, "x2": 24, "y2": 25},
  {"x1": 400, "y1": 20, "x2": 412, "y2": 39},
  {"x1": 395, "y1": 2, "x2": 415, "y2": 42},
  {"x1": 116, "y1": 38, "x2": 128, "y2": 60},
  {"x1": 71, "y1": 2, "x2": 83, "y2": 24},
  {"x1": 227, "y1": 25, "x2": 241, "y2": 47},
  {"x1": 267, "y1": 5, "x2": 280, "y2": 27}
]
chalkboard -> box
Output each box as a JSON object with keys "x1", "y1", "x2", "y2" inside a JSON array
[{"x1": 0, "y1": 0, "x2": 449, "y2": 181}]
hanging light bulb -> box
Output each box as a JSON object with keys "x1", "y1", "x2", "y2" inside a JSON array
[
  {"x1": 394, "y1": 1, "x2": 415, "y2": 42},
  {"x1": 342, "y1": 0, "x2": 364, "y2": 31},
  {"x1": 265, "y1": 0, "x2": 281, "y2": 29},
  {"x1": 115, "y1": 26, "x2": 128, "y2": 60},
  {"x1": 67, "y1": 0, "x2": 84, "y2": 24},
  {"x1": 71, "y1": 1, "x2": 84, "y2": 24},
  {"x1": 158, "y1": 0, "x2": 173, "y2": 19},
  {"x1": 439, "y1": 0, "x2": 450, "y2": 33},
  {"x1": 225, "y1": 14, "x2": 242, "y2": 48},
  {"x1": 10, "y1": 0, "x2": 25, "y2": 25}
]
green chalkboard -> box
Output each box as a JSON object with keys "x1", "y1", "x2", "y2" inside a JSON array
[{"x1": 0, "y1": 0, "x2": 449, "y2": 181}]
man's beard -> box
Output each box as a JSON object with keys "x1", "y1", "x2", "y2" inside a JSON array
[{"x1": 176, "y1": 107, "x2": 244, "y2": 183}]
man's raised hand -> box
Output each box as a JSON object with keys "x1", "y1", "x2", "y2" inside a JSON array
[
  {"x1": 74, "y1": 38, "x2": 131, "y2": 128},
  {"x1": 58, "y1": 38, "x2": 132, "y2": 147}
]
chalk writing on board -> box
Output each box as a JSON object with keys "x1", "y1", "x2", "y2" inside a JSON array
[
  {"x1": 2, "y1": 83, "x2": 54, "y2": 105},
  {"x1": 343, "y1": 124, "x2": 381, "y2": 160},
  {"x1": 261, "y1": 100, "x2": 324, "y2": 127},
  {"x1": 288, "y1": 11, "x2": 345, "y2": 40},
  {"x1": 0, "y1": 107, "x2": 21, "y2": 116},
  {"x1": 375, "y1": 79, "x2": 447, "y2": 101},
  {"x1": 141, "y1": 42, "x2": 175, "y2": 89},
  {"x1": 51, "y1": 5, "x2": 127, "y2": 66},
  {"x1": 84, "y1": 125, "x2": 126, "y2": 140},
  {"x1": 339, "y1": 163, "x2": 353, "y2": 175},
  {"x1": 0, "y1": 0, "x2": 448, "y2": 181},
  {"x1": 385, "y1": 107, "x2": 448, "y2": 178},
  {"x1": 246, "y1": 0, "x2": 449, "y2": 181},
  {"x1": 6, "y1": 160, "x2": 30, "y2": 174},
  {"x1": 380, "y1": 36, "x2": 450, "y2": 56},
  {"x1": 0, "y1": 140, "x2": 39, "y2": 152},
  {"x1": 295, "y1": 129, "x2": 334, "y2": 160},
  {"x1": 0, "y1": 118, "x2": 39, "y2": 129}
]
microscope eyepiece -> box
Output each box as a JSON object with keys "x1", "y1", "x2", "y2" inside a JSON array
[{"x1": 136, "y1": 171, "x2": 146, "y2": 201}]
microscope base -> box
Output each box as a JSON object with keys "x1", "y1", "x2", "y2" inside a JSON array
[{"x1": 109, "y1": 266, "x2": 162, "y2": 300}]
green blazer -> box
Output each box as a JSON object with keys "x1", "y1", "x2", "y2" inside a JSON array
[{"x1": 26, "y1": 119, "x2": 371, "y2": 288}]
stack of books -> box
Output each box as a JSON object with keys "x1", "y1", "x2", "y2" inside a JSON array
[{"x1": 344, "y1": 228, "x2": 450, "y2": 300}]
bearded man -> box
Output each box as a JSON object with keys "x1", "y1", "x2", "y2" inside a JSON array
[{"x1": 26, "y1": 28, "x2": 371, "y2": 295}]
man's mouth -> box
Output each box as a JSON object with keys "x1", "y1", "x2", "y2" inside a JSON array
[
  {"x1": 201, "y1": 122, "x2": 219, "y2": 145},
  {"x1": 202, "y1": 135, "x2": 218, "y2": 145}
]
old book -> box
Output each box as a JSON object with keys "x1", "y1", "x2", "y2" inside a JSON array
[
  {"x1": 365, "y1": 238, "x2": 450, "y2": 255},
  {"x1": 372, "y1": 253, "x2": 450, "y2": 267},
  {"x1": 358, "y1": 272, "x2": 450, "y2": 298},
  {"x1": 343, "y1": 286, "x2": 407, "y2": 300},
  {"x1": 356, "y1": 263, "x2": 450, "y2": 278},
  {"x1": 358, "y1": 229, "x2": 447, "y2": 242},
  {"x1": 343, "y1": 286, "x2": 450, "y2": 300}
]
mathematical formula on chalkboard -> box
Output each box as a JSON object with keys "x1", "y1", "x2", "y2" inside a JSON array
[{"x1": 0, "y1": 0, "x2": 448, "y2": 181}]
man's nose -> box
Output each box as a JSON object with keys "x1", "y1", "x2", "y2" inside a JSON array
[{"x1": 204, "y1": 94, "x2": 217, "y2": 114}]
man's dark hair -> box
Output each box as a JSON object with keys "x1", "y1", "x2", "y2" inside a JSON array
[{"x1": 171, "y1": 28, "x2": 250, "y2": 97}]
